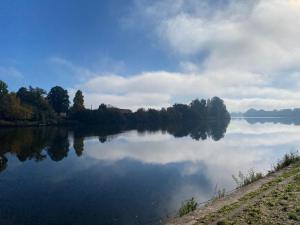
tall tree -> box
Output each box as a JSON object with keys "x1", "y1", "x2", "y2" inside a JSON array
[
  {"x1": 0, "y1": 80, "x2": 8, "y2": 98},
  {"x1": 47, "y1": 86, "x2": 69, "y2": 114},
  {"x1": 72, "y1": 90, "x2": 84, "y2": 111}
]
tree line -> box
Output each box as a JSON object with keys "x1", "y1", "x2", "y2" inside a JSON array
[
  {"x1": 0, "y1": 80, "x2": 230, "y2": 126},
  {"x1": 244, "y1": 108, "x2": 300, "y2": 118}
]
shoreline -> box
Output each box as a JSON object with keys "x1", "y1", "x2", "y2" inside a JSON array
[
  {"x1": 0, "y1": 120, "x2": 72, "y2": 128},
  {"x1": 167, "y1": 162, "x2": 300, "y2": 225}
]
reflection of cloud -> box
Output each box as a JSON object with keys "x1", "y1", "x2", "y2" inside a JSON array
[{"x1": 82, "y1": 120, "x2": 297, "y2": 191}]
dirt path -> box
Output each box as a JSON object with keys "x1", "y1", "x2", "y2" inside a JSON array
[{"x1": 166, "y1": 163, "x2": 300, "y2": 225}]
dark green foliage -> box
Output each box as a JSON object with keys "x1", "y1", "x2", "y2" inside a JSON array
[
  {"x1": 70, "y1": 97, "x2": 231, "y2": 138},
  {"x1": 217, "y1": 220, "x2": 232, "y2": 225},
  {"x1": 72, "y1": 90, "x2": 84, "y2": 112},
  {"x1": 17, "y1": 86, "x2": 55, "y2": 121},
  {"x1": 0, "y1": 93, "x2": 33, "y2": 121},
  {"x1": 178, "y1": 198, "x2": 198, "y2": 217},
  {"x1": 288, "y1": 212, "x2": 298, "y2": 221},
  {"x1": 47, "y1": 86, "x2": 70, "y2": 114},
  {"x1": 0, "y1": 81, "x2": 31, "y2": 120},
  {"x1": 0, "y1": 82, "x2": 63, "y2": 123},
  {"x1": 17, "y1": 86, "x2": 48, "y2": 110},
  {"x1": 0, "y1": 80, "x2": 8, "y2": 98},
  {"x1": 0, "y1": 79, "x2": 231, "y2": 130}
]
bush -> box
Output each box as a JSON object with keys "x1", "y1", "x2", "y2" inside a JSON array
[{"x1": 178, "y1": 197, "x2": 198, "y2": 217}]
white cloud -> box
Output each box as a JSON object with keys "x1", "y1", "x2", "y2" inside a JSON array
[
  {"x1": 74, "y1": 70, "x2": 300, "y2": 111},
  {"x1": 66, "y1": 0, "x2": 300, "y2": 112},
  {"x1": 139, "y1": 0, "x2": 300, "y2": 74}
]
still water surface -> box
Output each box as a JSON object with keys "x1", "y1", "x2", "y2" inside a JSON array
[{"x1": 0, "y1": 118, "x2": 299, "y2": 225}]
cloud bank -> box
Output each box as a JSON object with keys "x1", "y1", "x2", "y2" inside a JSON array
[{"x1": 65, "y1": 0, "x2": 300, "y2": 111}]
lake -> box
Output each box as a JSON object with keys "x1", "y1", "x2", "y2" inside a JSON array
[{"x1": 0, "y1": 118, "x2": 299, "y2": 225}]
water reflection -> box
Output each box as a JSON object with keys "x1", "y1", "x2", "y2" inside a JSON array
[
  {"x1": 0, "y1": 121, "x2": 229, "y2": 225},
  {"x1": 0, "y1": 120, "x2": 229, "y2": 172},
  {"x1": 244, "y1": 116, "x2": 300, "y2": 125},
  {"x1": 1, "y1": 118, "x2": 299, "y2": 225}
]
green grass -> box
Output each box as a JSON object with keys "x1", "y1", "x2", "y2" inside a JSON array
[
  {"x1": 178, "y1": 197, "x2": 198, "y2": 217},
  {"x1": 288, "y1": 212, "x2": 298, "y2": 221}
]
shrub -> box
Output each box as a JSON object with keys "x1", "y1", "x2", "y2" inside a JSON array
[
  {"x1": 213, "y1": 185, "x2": 226, "y2": 200},
  {"x1": 178, "y1": 197, "x2": 198, "y2": 217},
  {"x1": 232, "y1": 169, "x2": 263, "y2": 188},
  {"x1": 274, "y1": 151, "x2": 300, "y2": 171}
]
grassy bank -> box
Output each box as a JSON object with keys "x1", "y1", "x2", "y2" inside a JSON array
[
  {"x1": 167, "y1": 153, "x2": 300, "y2": 225},
  {"x1": 195, "y1": 162, "x2": 300, "y2": 224}
]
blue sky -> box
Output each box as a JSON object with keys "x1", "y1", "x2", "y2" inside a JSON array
[
  {"x1": 2, "y1": 0, "x2": 300, "y2": 111},
  {"x1": 0, "y1": 0, "x2": 176, "y2": 89}
]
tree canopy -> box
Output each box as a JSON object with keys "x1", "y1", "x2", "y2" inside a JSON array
[
  {"x1": 0, "y1": 80, "x2": 8, "y2": 98},
  {"x1": 0, "y1": 80, "x2": 230, "y2": 128},
  {"x1": 47, "y1": 86, "x2": 70, "y2": 114},
  {"x1": 72, "y1": 90, "x2": 84, "y2": 112}
]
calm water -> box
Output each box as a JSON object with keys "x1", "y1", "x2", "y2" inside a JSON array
[{"x1": 0, "y1": 118, "x2": 299, "y2": 225}]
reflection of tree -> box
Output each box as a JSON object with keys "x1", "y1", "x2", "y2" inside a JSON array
[
  {"x1": 207, "y1": 120, "x2": 230, "y2": 141},
  {"x1": 72, "y1": 125, "x2": 123, "y2": 144},
  {"x1": 99, "y1": 136, "x2": 107, "y2": 143},
  {"x1": 0, "y1": 127, "x2": 72, "y2": 171},
  {"x1": 0, "y1": 128, "x2": 49, "y2": 162},
  {"x1": 166, "y1": 119, "x2": 229, "y2": 141},
  {"x1": 245, "y1": 117, "x2": 300, "y2": 126},
  {"x1": 47, "y1": 129, "x2": 70, "y2": 161},
  {"x1": 79, "y1": 117, "x2": 230, "y2": 144},
  {"x1": 0, "y1": 115, "x2": 230, "y2": 172},
  {"x1": 0, "y1": 155, "x2": 7, "y2": 173},
  {"x1": 73, "y1": 136, "x2": 84, "y2": 156}
]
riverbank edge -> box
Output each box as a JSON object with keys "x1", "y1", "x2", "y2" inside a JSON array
[
  {"x1": 0, "y1": 119, "x2": 79, "y2": 128},
  {"x1": 166, "y1": 162, "x2": 300, "y2": 225}
]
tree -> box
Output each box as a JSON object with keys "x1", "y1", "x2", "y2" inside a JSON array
[
  {"x1": 0, "y1": 93, "x2": 33, "y2": 120},
  {"x1": 47, "y1": 86, "x2": 69, "y2": 114},
  {"x1": 0, "y1": 80, "x2": 8, "y2": 98},
  {"x1": 17, "y1": 86, "x2": 48, "y2": 109},
  {"x1": 17, "y1": 86, "x2": 54, "y2": 121},
  {"x1": 190, "y1": 98, "x2": 207, "y2": 120},
  {"x1": 207, "y1": 96, "x2": 230, "y2": 120},
  {"x1": 72, "y1": 90, "x2": 84, "y2": 111}
]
